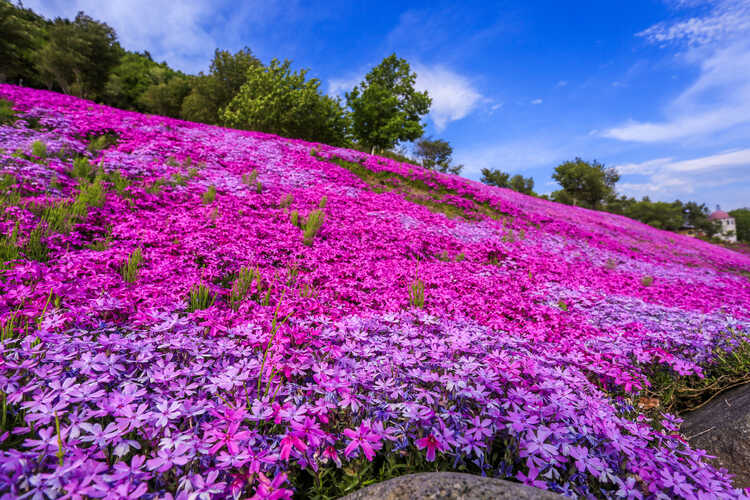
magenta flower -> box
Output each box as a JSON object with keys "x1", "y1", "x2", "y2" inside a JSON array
[
  {"x1": 251, "y1": 472, "x2": 293, "y2": 500},
  {"x1": 204, "y1": 420, "x2": 252, "y2": 455},
  {"x1": 279, "y1": 432, "x2": 307, "y2": 461},
  {"x1": 343, "y1": 420, "x2": 383, "y2": 461},
  {"x1": 416, "y1": 433, "x2": 446, "y2": 462}
]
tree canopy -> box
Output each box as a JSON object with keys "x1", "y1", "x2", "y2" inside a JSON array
[
  {"x1": 35, "y1": 12, "x2": 122, "y2": 100},
  {"x1": 729, "y1": 208, "x2": 750, "y2": 242},
  {"x1": 346, "y1": 54, "x2": 431, "y2": 153},
  {"x1": 221, "y1": 59, "x2": 349, "y2": 146},
  {"x1": 551, "y1": 157, "x2": 619, "y2": 209},
  {"x1": 181, "y1": 48, "x2": 261, "y2": 125},
  {"x1": 414, "y1": 137, "x2": 462, "y2": 175},
  {"x1": 480, "y1": 168, "x2": 510, "y2": 188}
]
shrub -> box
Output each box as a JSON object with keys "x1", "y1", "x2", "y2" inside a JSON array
[
  {"x1": 188, "y1": 283, "x2": 215, "y2": 312},
  {"x1": 120, "y1": 248, "x2": 143, "y2": 283},
  {"x1": 256, "y1": 181, "x2": 262, "y2": 194},
  {"x1": 188, "y1": 167, "x2": 199, "y2": 178},
  {"x1": 318, "y1": 196, "x2": 327, "y2": 209},
  {"x1": 641, "y1": 276, "x2": 654, "y2": 287},
  {"x1": 290, "y1": 210, "x2": 299, "y2": 227},
  {"x1": 202, "y1": 185, "x2": 216, "y2": 204},
  {"x1": 303, "y1": 209, "x2": 324, "y2": 246}
]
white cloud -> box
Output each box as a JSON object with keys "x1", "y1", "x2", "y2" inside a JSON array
[
  {"x1": 23, "y1": 0, "x2": 224, "y2": 73},
  {"x1": 556, "y1": 80, "x2": 568, "y2": 87},
  {"x1": 615, "y1": 157, "x2": 673, "y2": 175},
  {"x1": 603, "y1": 0, "x2": 750, "y2": 143},
  {"x1": 327, "y1": 75, "x2": 362, "y2": 97},
  {"x1": 413, "y1": 65, "x2": 483, "y2": 131},
  {"x1": 530, "y1": 98, "x2": 543, "y2": 105},
  {"x1": 637, "y1": 0, "x2": 750, "y2": 46},
  {"x1": 614, "y1": 148, "x2": 750, "y2": 198}
]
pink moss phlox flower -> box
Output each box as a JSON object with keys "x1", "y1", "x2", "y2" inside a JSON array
[
  {"x1": 343, "y1": 420, "x2": 383, "y2": 461},
  {"x1": 204, "y1": 420, "x2": 252, "y2": 455},
  {"x1": 415, "y1": 432, "x2": 446, "y2": 462},
  {"x1": 251, "y1": 472, "x2": 293, "y2": 500}
]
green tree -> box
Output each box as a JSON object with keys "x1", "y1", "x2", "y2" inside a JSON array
[
  {"x1": 346, "y1": 54, "x2": 431, "y2": 153},
  {"x1": 551, "y1": 157, "x2": 619, "y2": 209},
  {"x1": 35, "y1": 12, "x2": 122, "y2": 99},
  {"x1": 729, "y1": 208, "x2": 750, "y2": 242},
  {"x1": 138, "y1": 73, "x2": 191, "y2": 118},
  {"x1": 0, "y1": 0, "x2": 46, "y2": 85},
  {"x1": 181, "y1": 48, "x2": 261, "y2": 124},
  {"x1": 509, "y1": 174, "x2": 535, "y2": 195},
  {"x1": 104, "y1": 51, "x2": 167, "y2": 110},
  {"x1": 480, "y1": 168, "x2": 510, "y2": 188},
  {"x1": 415, "y1": 137, "x2": 462, "y2": 174},
  {"x1": 222, "y1": 59, "x2": 349, "y2": 146}
]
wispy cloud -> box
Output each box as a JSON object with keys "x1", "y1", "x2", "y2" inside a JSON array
[
  {"x1": 413, "y1": 65, "x2": 483, "y2": 131},
  {"x1": 24, "y1": 0, "x2": 226, "y2": 73},
  {"x1": 327, "y1": 74, "x2": 362, "y2": 97},
  {"x1": 614, "y1": 148, "x2": 750, "y2": 201},
  {"x1": 530, "y1": 98, "x2": 543, "y2": 105},
  {"x1": 603, "y1": 0, "x2": 750, "y2": 143},
  {"x1": 21, "y1": 0, "x2": 315, "y2": 73}
]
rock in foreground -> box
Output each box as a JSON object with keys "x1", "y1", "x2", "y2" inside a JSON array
[
  {"x1": 340, "y1": 473, "x2": 563, "y2": 500},
  {"x1": 681, "y1": 384, "x2": 750, "y2": 489}
]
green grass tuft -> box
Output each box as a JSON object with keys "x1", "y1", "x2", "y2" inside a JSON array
[
  {"x1": 202, "y1": 185, "x2": 216, "y2": 204},
  {"x1": 71, "y1": 157, "x2": 95, "y2": 181},
  {"x1": 302, "y1": 209, "x2": 324, "y2": 246},
  {"x1": 22, "y1": 223, "x2": 49, "y2": 262},
  {"x1": 120, "y1": 247, "x2": 143, "y2": 283},
  {"x1": 0, "y1": 222, "x2": 20, "y2": 270},
  {"x1": 0, "y1": 99, "x2": 16, "y2": 125},
  {"x1": 31, "y1": 140, "x2": 47, "y2": 159},
  {"x1": 188, "y1": 283, "x2": 215, "y2": 312}
]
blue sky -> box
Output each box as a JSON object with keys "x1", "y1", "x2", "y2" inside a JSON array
[{"x1": 26, "y1": 0, "x2": 750, "y2": 209}]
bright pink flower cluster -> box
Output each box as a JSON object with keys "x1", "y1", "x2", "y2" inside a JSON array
[{"x1": 0, "y1": 84, "x2": 749, "y2": 498}]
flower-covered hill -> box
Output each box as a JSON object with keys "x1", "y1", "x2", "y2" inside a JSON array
[{"x1": 0, "y1": 84, "x2": 749, "y2": 499}]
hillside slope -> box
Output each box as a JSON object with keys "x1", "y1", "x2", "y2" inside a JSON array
[{"x1": 1, "y1": 84, "x2": 749, "y2": 498}]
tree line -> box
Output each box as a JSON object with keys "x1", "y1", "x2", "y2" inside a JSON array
[
  {"x1": 481, "y1": 158, "x2": 749, "y2": 242},
  {"x1": 0, "y1": 2, "x2": 438, "y2": 156}
]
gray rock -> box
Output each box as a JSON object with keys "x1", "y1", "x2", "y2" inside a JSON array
[
  {"x1": 338, "y1": 472, "x2": 563, "y2": 500},
  {"x1": 680, "y1": 383, "x2": 750, "y2": 489}
]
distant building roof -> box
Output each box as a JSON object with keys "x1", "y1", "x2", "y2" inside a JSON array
[{"x1": 709, "y1": 210, "x2": 731, "y2": 220}]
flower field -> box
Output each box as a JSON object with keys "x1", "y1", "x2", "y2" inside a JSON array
[{"x1": 1, "y1": 84, "x2": 749, "y2": 499}]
